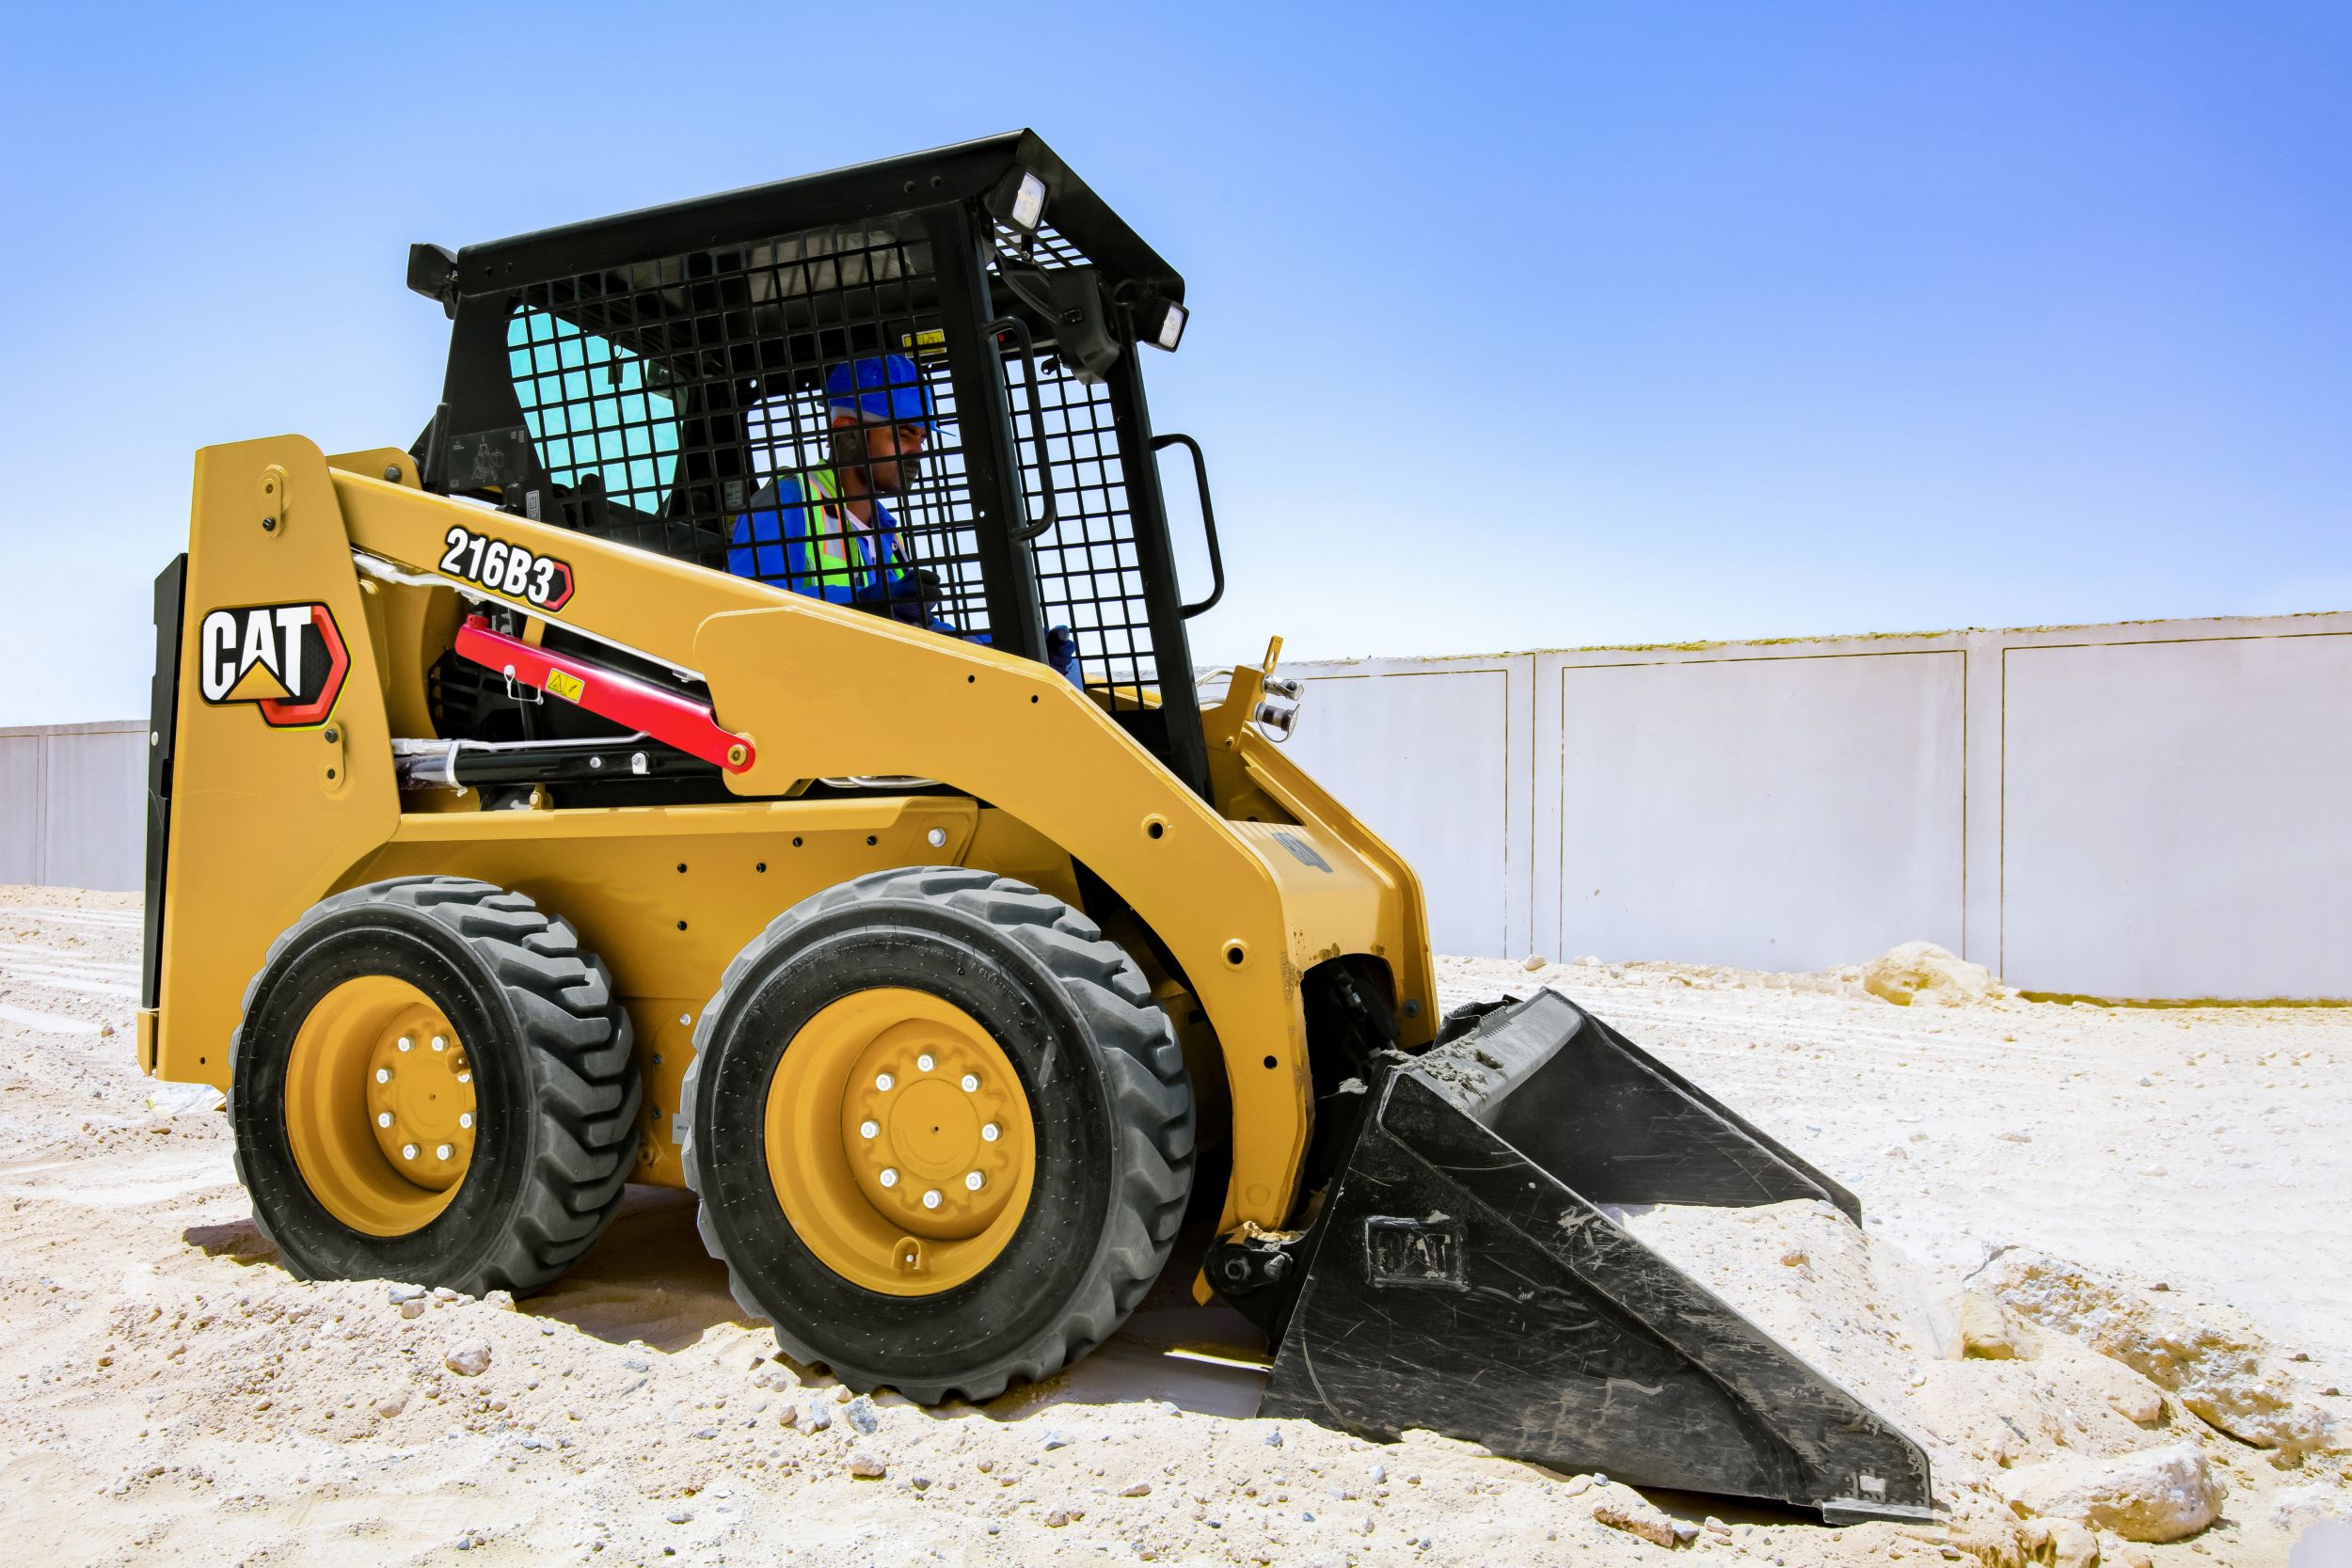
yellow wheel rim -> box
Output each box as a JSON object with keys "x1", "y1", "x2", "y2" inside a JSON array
[
  {"x1": 284, "y1": 975, "x2": 478, "y2": 1236},
  {"x1": 765, "y1": 988, "x2": 1036, "y2": 1295}
]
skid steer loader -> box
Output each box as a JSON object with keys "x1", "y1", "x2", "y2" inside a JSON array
[{"x1": 137, "y1": 132, "x2": 1931, "y2": 1521}]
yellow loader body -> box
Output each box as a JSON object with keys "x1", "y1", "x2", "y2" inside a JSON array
[{"x1": 145, "y1": 435, "x2": 1436, "y2": 1234}]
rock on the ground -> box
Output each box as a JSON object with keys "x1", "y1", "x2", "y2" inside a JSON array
[
  {"x1": 1998, "y1": 1443, "x2": 2222, "y2": 1543},
  {"x1": 442, "y1": 1340, "x2": 492, "y2": 1377},
  {"x1": 1954, "y1": 1290, "x2": 2037, "y2": 1360},
  {"x1": 1945, "y1": 1519, "x2": 2038, "y2": 1567},
  {"x1": 2020, "y1": 1518, "x2": 2101, "y2": 1568},
  {"x1": 2266, "y1": 1485, "x2": 2352, "y2": 1534},
  {"x1": 1592, "y1": 1494, "x2": 1679, "y2": 1547},
  {"x1": 1983, "y1": 1250, "x2": 2333, "y2": 1454},
  {"x1": 1861, "y1": 942, "x2": 2002, "y2": 1006}
]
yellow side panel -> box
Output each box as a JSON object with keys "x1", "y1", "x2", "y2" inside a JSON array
[
  {"x1": 1227, "y1": 819, "x2": 1391, "y2": 971},
  {"x1": 350, "y1": 797, "x2": 983, "y2": 1188},
  {"x1": 154, "y1": 437, "x2": 402, "y2": 1084},
  {"x1": 1235, "y1": 731, "x2": 1438, "y2": 1047}
]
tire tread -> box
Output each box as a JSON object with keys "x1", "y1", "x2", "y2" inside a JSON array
[
  {"x1": 680, "y1": 865, "x2": 1193, "y2": 1403},
  {"x1": 230, "y1": 876, "x2": 641, "y2": 1298}
]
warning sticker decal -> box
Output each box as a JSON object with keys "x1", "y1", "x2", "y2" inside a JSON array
[{"x1": 197, "y1": 603, "x2": 350, "y2": 728}]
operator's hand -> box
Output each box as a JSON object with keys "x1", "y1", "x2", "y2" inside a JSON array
[{"x1": 854, "y1": 566, "x2": 961, "y2": 636}]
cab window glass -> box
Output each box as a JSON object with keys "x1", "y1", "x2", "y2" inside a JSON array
[{"x1": 506, "y1": 309, "x2": 679, "y2": 508}]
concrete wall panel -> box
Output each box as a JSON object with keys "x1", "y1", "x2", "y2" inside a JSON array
[
  {"x1": 1539, "y1": 650, "x2": 1967, "y2": 972},
  {"x1": 0, "y1": 735, "x2": 43, "y2": 883},
  {"x1": 1287, "y1": 611, "x2": 2351, "y2": 997},
  {"x1": 0, "y1": 721, "x2": 145, "y2": 892},
  {"x1": 2000, "y1": 633, "x2": 2352, "y2": 999},
  {"x1": 42, "y1": 728, "x2": 147, "y2": 892},
  {"x1": 1281, "y1": 658, "x2": 1532, "y2": 958}
]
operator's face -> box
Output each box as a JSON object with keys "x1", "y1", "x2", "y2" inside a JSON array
[{"x1": 836, "y1": 416, "x2": 929, "y2": 494}]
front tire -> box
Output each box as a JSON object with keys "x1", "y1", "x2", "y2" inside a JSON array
[
  {"x1": 229, "y1": 877, "x2": 641, "y2": 1295},
  {"x1": 683, "y1": 866, "x2": 1194, "y2": 1402}
]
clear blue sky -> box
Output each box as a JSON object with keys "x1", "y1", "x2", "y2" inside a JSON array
[{"x1": 4, "y1": 2, "x2": 2346, "y2": 724}]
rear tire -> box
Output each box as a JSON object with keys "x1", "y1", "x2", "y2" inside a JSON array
[
  {"x1": 683, "y1": 866, "x2": 1194, "y2": 1402},
  {"x1": 228, "y1": 877, "x2": 641, "y2": 1295}
]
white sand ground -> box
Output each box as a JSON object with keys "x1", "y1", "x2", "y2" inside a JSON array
[{"x1": 1, "y1": 887, "x2": 2345, "y2": 1566}]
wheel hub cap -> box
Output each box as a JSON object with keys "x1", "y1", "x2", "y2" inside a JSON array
[
  {"x1": 764, "y1": 987, "x2": 1036, "y2": 1296},
  {"x1": 364, "y1": 1017, "x2": 475, "y2": 1190},
  {"x1": 845, "y1": 1027, "x2": 1020, "y2": 1238},
  {"x1": 284, "y1": 975, "x2": 478, "y2": 1235}
]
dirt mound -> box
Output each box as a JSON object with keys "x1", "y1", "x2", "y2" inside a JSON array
[
  {"x1": 1981, "y1": 1248, "x2": 2342, "y2": 1457},
  {"x1": 1626, "y1": 1199, "x2": 2352, "y2": 1564},
  {"x1": 1861, "y1": 940, "x2": 2006, "y2": 1006}
]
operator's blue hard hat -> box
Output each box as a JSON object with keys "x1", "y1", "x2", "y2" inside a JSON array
[{"x1": 826, "y1": 354, "x2": 945, "y2": 430}]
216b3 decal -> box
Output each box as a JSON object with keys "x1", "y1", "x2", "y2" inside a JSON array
[
  {"x1": 198, "y1": 603, "x2": 350, "y2": 727},
  {"x1": 438, "y1": 526, "x2": 575, "y2": 611}
]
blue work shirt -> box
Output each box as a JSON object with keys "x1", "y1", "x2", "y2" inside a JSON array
[{"x1": 726, "y1": 467, "x2": 1082, "y2": 680}]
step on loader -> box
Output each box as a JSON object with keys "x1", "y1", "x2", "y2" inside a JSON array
[{"x1": 138, "y1": 132, "x2": 1930, "y2": 1521}]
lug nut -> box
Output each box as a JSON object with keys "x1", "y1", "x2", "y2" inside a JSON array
[
  {"x1": 402, "y1": 1144, "x2": 419, "y2": 1161},
  {"x1": 875, "y1": 1072, "x2": 894, "y2": 1091},
  {"x1": 377, "y1": 1112, "x2": 394, "y2": 1128},
  {"x1": 375, "y1": 1068, "x2": 391, "y2": 1084},
  {"x1": 965, "y1": 1171, "x2": 984, "y2": 1191},
  {"x1": 982, "y1": 1123, "x2": 1000, "y2": 1142},
  {"x1": 916, "y1": 1053, "x2": 935, "y2": 1072},
  {"x1": 879, "y1": 1168, "x2": 898, "y2": 1188},
  {"x1": 922, "y1": 1189, "x2": 942, "y2": 1210},
  {"x1": 859, "y1": 1119, "x2": 880, "y2": 1139},
  {"x1": 431, "y1": 1036, "x2": 447, "y2": 1053},
  {"x1": 397, "y1": 1037, "x2": 414, "y2": 1053},
  {"x1": 436, "y1": 1144, "x2": 453, "y2": 1160},
  {"x1": 960, "y1": 1073, "x2": 979, "y2": 1092},
  {"x1": 458, "y1": 1113, "x2": 473, "y2": 1130}
]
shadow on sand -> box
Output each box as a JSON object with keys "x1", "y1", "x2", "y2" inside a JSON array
[
  {"x1": 523, "y1": 1186, "x2": 1274, "y2": 1420},
  {"x1": 186, "y1": 1180, "x2": 1275, "y2": 1422}
]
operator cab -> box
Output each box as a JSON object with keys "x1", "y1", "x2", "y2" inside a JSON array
[{"x1": 406, "y1": 132, "x2": 1222, "y2": 796}]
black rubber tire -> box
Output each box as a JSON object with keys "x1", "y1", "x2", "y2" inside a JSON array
[
  {"x1": 228, "y1": 876, "x2": 641, "y2": 1295},
  {"x1": 682, "y1": 866, "x2": 1194, "y2": 1402}
]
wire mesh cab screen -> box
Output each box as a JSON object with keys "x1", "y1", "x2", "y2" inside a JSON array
[{"x1": 416, "y1": 134, "x2": 1208, "y2": 791}]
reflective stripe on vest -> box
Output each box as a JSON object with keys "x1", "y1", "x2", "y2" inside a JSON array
[{"x1": 797, "y1": 468, "x2": 876, "y2": 593}]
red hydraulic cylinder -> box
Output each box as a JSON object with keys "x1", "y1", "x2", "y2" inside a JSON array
[{"x1": 453, "y1": 616, "x2": 756, "y2": 774}]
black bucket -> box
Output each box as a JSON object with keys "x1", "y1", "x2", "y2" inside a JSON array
[{"x1": 1241, "y1": 990, "x2": 1933, "y2": 1522}]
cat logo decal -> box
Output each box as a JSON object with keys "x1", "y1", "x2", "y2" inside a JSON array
[{"x1": 197, "y1": 603, "x2": 350, "y2": 728}]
